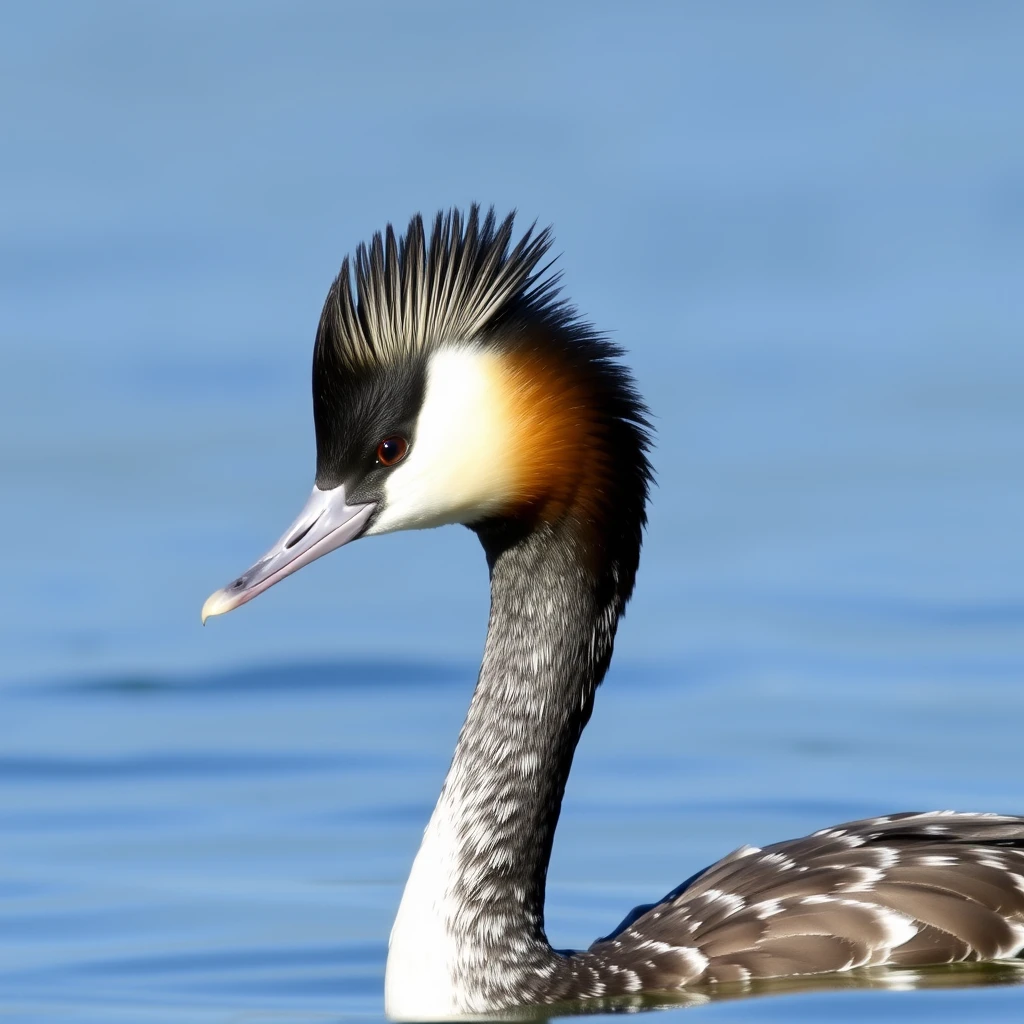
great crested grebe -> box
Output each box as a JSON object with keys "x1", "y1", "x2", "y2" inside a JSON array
[{"x1": 203, "y1": 207, "x2": 1024, "y2": 1020}]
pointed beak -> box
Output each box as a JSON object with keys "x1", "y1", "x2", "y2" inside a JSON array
[{"x1": 201, "y1": 484, "x2": 375, "y2": 623}]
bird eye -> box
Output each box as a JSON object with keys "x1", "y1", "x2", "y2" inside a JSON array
[{"x1": 376, "y1": 436, "x2": 409, "y2": 467}]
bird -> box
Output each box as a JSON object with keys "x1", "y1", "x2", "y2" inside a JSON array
[{"x1": 202, "y1": 206, "x2": 1024, "y2": 1020}]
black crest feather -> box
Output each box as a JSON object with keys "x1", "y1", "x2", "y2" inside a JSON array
[{"x1": 315, "y1": 205, "x2": 560, "y2": 369}]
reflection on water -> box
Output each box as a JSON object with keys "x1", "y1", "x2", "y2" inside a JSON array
[{"x1": 528, "y1": 962, "x2": 1024, "y2": 1019}]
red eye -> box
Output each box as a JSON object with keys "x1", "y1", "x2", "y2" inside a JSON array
[{"x1": 376, "y1": 436, "x2": 409, "y2": 467}]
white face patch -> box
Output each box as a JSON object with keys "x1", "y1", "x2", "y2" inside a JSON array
[{"x1": 366, "y1": 345, "x2": 518, "y2": 536}]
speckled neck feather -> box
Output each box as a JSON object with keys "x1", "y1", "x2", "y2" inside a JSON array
[
  {"x1": 451, "y1": 522, "x2": 620, "y2": 988},
  {"x1": 385, "y1": 511, "x2": 630, "y2": 1016}
]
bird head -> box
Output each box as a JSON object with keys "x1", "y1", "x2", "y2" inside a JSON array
[{"x1": 202, "y1": 206, "x2": 651, "y2": 623}]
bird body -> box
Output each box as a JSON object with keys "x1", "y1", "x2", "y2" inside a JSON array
[{"x1": 203, "y1": 207, "x2": 1024, "y2": 1020}]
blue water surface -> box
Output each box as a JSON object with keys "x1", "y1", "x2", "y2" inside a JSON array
[{"x1": 2, "y1": 3, "x2": 1024, "y2": 1022}]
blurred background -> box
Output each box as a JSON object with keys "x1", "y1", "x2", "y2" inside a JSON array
[{"x1": 2, "y1": 3, "x2": 1023, "y2": 1022}]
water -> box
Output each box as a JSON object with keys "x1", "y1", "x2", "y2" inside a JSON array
[{"x1": 2, "y1": 3, "x2": 1024, "y2": 1021}]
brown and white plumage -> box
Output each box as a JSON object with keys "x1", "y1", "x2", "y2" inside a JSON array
[
  {"x1": 202, "y1": 208, "x2": 1024, "y2": 1019},
  {"x1": 580, "y1": 812, "x2": 1024, "y2": 995}
]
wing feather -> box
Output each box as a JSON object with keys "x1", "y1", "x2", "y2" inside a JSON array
[{"x1": 577, "y1": 811, "x2": 1024, "y2": 995}]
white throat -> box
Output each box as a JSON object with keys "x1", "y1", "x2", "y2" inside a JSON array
[
  {"x1": 385, "y1": 792, "x2": 465, "y2": 1020},
  {"x1": 385, "y1": 708, "x2": 525, "y2": 1020}
]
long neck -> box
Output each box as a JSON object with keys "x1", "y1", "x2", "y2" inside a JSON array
[{"x1": 385, "y1": 522, "x2": 624, "y2": 1019}]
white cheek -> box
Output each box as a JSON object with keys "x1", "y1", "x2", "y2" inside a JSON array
[{"x1": 366, "y1": 346, "x2": 515, "y2": 535}]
